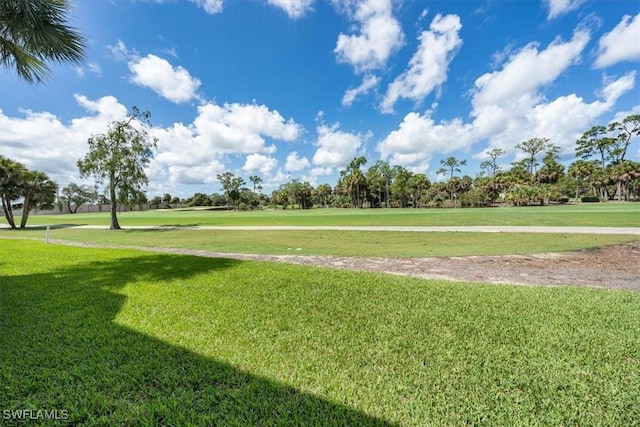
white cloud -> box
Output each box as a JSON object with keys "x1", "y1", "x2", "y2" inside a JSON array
[
  {"x1": 342, "y1": 75, "x2": 380, "y2": 107},
  {"x1": 151, "y1": 101, "x2": 301, "y2": 185},
  {"x1": 334, "y1": 0, "x2": 404, "y2": 72},
  {"x1": 378, "y1": 23, "x2": 635, "y2": 168},
  {"x1": 595, "y1": 13, "x2": 640, "y2": 68},
  {"x1": 74, "y1": 61, "x2": 102, "y2": 78},
  {"x1": 312, "y1": 123, "x2": 363, "y2": 168},
  {"x1": 0, "y1": 95, "x2": 128, "y2": 184},
  {"x1": 148, "y1": 0, "x2": 223, "y2": 14},
  {"x1": 545, "y1": 0, "x2": 585, "y2": 20},
  {"x1": 285, "y1": 151, "x2": 311, "y2": 171},
  {"x1": 381, "y1": 14, "x2": 463, "y2": 113},
  {"x1": 267, "y1": 0, "x2": 314, "y2": 18},
  {"x1": 472, "y1": 29, "x2": 590, "y2": 111},
  {"x1": 107, "y1": 40, "x2": 132, "y2": 61},
  {"x1": 377, "y1": 111, "x2": 475, "y2": 170},
  {"x1": 243, "y1": 153, "x2": 278, "y2": 174},
  {"x1": 192, "y1": 0, "x2": 223, "y2": 14},
  {"x1": 128, "y1": 54, "x2": 201, "y2": 103}
]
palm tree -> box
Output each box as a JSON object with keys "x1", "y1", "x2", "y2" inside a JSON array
[
  {"x1": 19, "y1": 170, "x2": 56, "y2": 228},
  {"x1": 249, "y1": 175, "x2": 263, "y2": 193},
  {"x1": 437, "y1": 156, "x2": 467, "y2": 178},
  {"x1": 1, "y1": 0, "x2": 86, "y2": 83},
  {"x1": 0, "y1": 156, "x2": 28, "y2": 228},
  {"x1": 567, "y1": 160, "x2": 597, "y2": 200}
]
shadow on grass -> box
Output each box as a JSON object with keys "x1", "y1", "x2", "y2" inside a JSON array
[{"x1": 0, "y1": 248, "x2": 392, "y2": 426}]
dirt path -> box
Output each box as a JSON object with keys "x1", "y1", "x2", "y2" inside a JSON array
[{"x1": 44, "y1": 238, "x2": 640, "y2": 291}]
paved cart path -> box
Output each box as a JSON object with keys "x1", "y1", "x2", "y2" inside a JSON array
[{"x1": 15, "y1": 224, "x2": 640, "y2": 234}]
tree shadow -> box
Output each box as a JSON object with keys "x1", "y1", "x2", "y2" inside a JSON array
[{"x1": 0, "y1": 249, "x2": 393, "y2": 426}]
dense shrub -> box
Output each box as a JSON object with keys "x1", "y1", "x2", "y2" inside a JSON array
[{"x1": 581, "y1": 196, "x2": 600, "y2": 202}]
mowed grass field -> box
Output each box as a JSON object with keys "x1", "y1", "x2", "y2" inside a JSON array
[
  {"x1": 1, "y1": 239, "x2": 639, "y2": 426},
  {"x1": 10, "y1": 202, "x2": 640, "y2": 227},
  {"x1": 3, "y1": 203, "x2": 638, "y2": 257},
  {"x1": 5, "y1": 228, "x2": 639, "y2": 257}
]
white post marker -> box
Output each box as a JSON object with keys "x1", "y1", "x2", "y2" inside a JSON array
[{"x1": 46, "y1": 226, "x2": 50, "y2": 244}]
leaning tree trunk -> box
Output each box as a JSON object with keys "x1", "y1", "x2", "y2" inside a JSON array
[
  {"x1": 19, "y1": 198, "x2": 31, "y2": 228},
  {"x1": 1, "y1": 196, "x2": 16, "y2": 229}
]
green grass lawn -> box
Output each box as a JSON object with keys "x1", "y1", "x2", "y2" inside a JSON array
[
  {"x1": 1, "y1": 239, "x2": 639, "y2": 425},
  {"x1": 11, "y1": 202, "x2": 640, "y2": 227},
  {"x1": 4, "y1": 228, "x2": 638, "y2": 257}
]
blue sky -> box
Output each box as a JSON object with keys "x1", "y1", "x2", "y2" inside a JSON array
[{"x1": 1, "y1": 0, "x2": 639, "y2": 198}]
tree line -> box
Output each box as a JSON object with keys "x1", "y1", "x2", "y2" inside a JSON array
[{"x1": 207, "y1": 114, "x2": 639, "y2": 210}]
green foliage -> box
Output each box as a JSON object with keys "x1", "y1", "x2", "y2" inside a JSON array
[
  {"x1": 19, "y1": 170, "x2": 56, "y2": 228},
  {"x1": 0, "y1": 0, "x2": 86, "y2": 82},
  {"x1": 78, "y1": 107, "x2": 157, "y2": 229},
  {"x1": 516, "y1": 137, "x2": 551, "y2": 175},
  {"x1": 437, "y1": 156, "x2": 467, "y2": 178},
  {"x1": 216, "y1": 172, "x2": 246, "y2": 209},
  {"x1": 0, "y1": 156, "x2": 56, "y2": 228},
  {"x1": 2, "y1": 240, "x2": 639, "y2": 425},
  {"x1": 61, "y1": 182, "x2": 97, "y2": 213}
]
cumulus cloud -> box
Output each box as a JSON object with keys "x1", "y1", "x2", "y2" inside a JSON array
[
  {"x1": 243, "y1": 153, "x2": 278, "y2": 174},
  {"x1": 0, "y1": 95, "x2": 128, "y2": 184},
  {"x1": 545, "y1": 0, "x2": 585, "y2": 20},
  {"x1": 342, "y1": 75, "x2": 380, "y2": 107},
  {"x1": 378, "y1": 23, "x2": 635, "y2": 168},
  {"x1": 472, "y1": 29, "x2": 590, "y2": 111},
  {"x1": 267, "y1": 0, "x2": 314, "y2": 18},
  {"x1": 381, "y1": 14, "x2": 463, "y2": 113},
  {"x1": 334, "y1": 0, "x2": 404, "y2": 72},
  {"x1": 151, "y1": 101, "x2": 302, "y2": 185},
  {"x1": 312, "y1": 123, "x2": 363, "y2": 168},
  {"x1": 0, "y1": 93, "x2": 304, "y2": 193},
  {"x1": 595, "y1": 13, "x2": 640, "y2": 68},
  {"x1": 107, "y1": 40, "x2": 132, "y2": 61},
  {"x1": 128, "y1": 54, "x2": 201, "y2": 103},
  {"x1": 377, "y1": 111, "x2": 474, "y2": 170},
  {"x1": 285, "y1": 151, "x2": 311, "y2": 171}
]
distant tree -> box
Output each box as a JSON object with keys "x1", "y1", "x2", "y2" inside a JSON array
[
  {"x1": 249, "y1": 175, "x2": 263, "y2": 193},
  {"x1": 567, "y1": 160, "x2": 597, "y2": 200},
  {"x1": 536, "y1": 145, "x2": 564, "y2": 184},
  {"x1": 187, "y1": 193, "x2": 211, "y2": 207},
  {"x1": 407, "y1": 173, "x2": 430, "y2": 208},
  {"x1": 576, "y1": 126, "x2": 615, "y2": 172},
  {"x1": 339, "y1": 156, "x2": 368, "y2": 208},
  {"x1": 216, "y1": 172, "x2": 245, "y2": 209},
  {"x1": 479, "y1": 148, "x2": 505, "y2": 177},
  {"x1": 608, "y1": 114, "x2": 640, "y2": 164},
  {"x1": 271, "y1": 187, "x2": 289, "y2": 209},
  {"x1": 437, "y1": 156, "x2": 467, "y2": 178},
  {"x1": 516, "y1": 137, "x2": 551, "y2": 175},
  {"x1": 391, "y1": 167, "x2": 412, "y2": 208},
  {"x1": 170, "y1": 196, "x2": 181, "y2": 206},
  {"x1": 60, "y1": 182, "x2": 96, "y2": 213},
  {"x1": 0, "y1": 0, "x2": 85, "y2": 83},
  {"x1": 150, "y1": 196, "x2": 162, "y2": 209},
  {"x1": 315, "y1": 183, "x2": 332, "y2": 208},
  {"x1": 609, "y1": 160, "x2": 640, "y2": 201},
  {"x1": 19, "y1": 170, "x2": 56, "y2": 228},
  {"x1": 162, "y1": 193, "x2": 172, "y2": 208},
  {"x1": 78, "y1": 107, "x2": 157, "y2": 230}
]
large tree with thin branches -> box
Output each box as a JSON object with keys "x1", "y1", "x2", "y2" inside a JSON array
[
  {"x1": 1, "y1": 0, "x2": 85, "y2": 83},
  {"x1": 78, "y1": 107, "x2": 157, "y2": 230}
]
